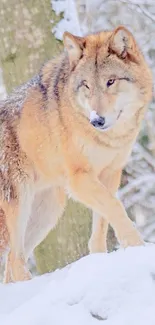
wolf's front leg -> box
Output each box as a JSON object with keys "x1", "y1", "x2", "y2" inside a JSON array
[
  {"x1": 88, "y1": 214, "x2": 108, "y2": 253},
  {"x1": 70, "y1": 171, "x2": 143, "y2": 249},
  {"x1": 2, "y1": 183, "x2": 34, "y2": 283},
  {"x1": 89, "y1": 169, "x2": 122, "y2": 253}
]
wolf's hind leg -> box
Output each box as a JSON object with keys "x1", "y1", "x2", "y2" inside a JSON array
[
  {"x1": 2, "y1": 183, "x2": 34, "y2": 283},
  {"x1": 24, "y1": 187, "x2": 66, "y2": 262}
]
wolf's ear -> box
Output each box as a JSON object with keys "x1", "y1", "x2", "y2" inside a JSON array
[
  {"x1": 109, "y1": 26, "x2": 137, "y2": 61},
  {"x1": 63, "y1": 32, "x2": 85, "y2": 69}
]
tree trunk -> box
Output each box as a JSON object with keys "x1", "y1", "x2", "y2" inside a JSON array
[
  {"x1": 0, "y1": 0, "x2": 61, "y2": 92},
  {"x1": 35, "y1": 200, "x2": 91, "y2": 274}
]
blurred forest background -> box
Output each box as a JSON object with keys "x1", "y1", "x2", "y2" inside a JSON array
[{"x1": 0, "y1": 0, "x2": 155, "y2": 277}]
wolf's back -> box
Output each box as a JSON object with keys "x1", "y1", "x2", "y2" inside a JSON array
[{"x1": 0, "y1": 74, "x2": 40, "y2": 117}]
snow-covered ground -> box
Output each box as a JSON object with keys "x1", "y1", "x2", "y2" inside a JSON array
[{"x1": 0, "y1": 245, "x2": 155, "y2": 325}]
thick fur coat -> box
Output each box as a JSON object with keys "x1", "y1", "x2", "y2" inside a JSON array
[{"x1": 0, "y1": 26, "x2": 153, "y2": 282}]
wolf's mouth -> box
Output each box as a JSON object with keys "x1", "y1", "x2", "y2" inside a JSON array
[
  {"x1": 117, "y1": 109, "x2": 123, "y2": 120},
  {"x1": 94, "y1": 124, "x2": 112, "y2": 131},
  {"x1": 90, "y1": 121, "x2": 112, "y2": 131}
]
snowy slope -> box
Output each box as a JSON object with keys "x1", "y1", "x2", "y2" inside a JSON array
[{"x1": 1, "y1": 246, "x2": 155, "y2": 325}]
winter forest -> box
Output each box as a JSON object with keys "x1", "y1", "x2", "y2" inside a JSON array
[{"x1": 0, "y1": 1, "x2": 155, "y2": 324}]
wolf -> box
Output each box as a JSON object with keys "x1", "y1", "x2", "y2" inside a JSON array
[{"x1": 0, "y1": 26, "x2": 152, "y2": 282}]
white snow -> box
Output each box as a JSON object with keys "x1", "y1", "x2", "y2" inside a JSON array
[
  {"x1": 1, "y1": 245, "x2": 155, "y2": 325},
  {"x1": 52, "y1": 0, "x2": 82, "y2": 40}
]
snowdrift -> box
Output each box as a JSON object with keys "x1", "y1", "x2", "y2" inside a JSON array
[{"x1": 0, "y1": 245, "x2": 155, "y2": 325}]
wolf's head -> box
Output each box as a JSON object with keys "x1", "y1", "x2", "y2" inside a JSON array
[{"x1": 63, "y1": 26, "x2": 152, "y2": 132}]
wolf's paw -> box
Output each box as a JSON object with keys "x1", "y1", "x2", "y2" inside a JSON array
[{"x1": 119, "y1": 231, "x2": 144, "y2": 248}]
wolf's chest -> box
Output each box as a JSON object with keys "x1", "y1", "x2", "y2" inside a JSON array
[
  {"x1": 83, "y1": 142, "x2": 133, "y2": 173},
  {"x1": 83, "y1": 143, "x2": 116, "y2": 171}
]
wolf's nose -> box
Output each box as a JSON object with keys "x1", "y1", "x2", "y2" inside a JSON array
[{"x1": 91, "y1": 116, "x2": 105, "y2": 127}]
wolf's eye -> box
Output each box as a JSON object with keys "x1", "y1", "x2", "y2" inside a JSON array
[
  {"x1": 107, "y1": 79, "x2": 115, "y2": 87},
  {"x1": 78, "y1": 80, "x2": 90, "y2": 91},
  {"x1": 82, "y1": 80, "x2": 90, "y2": 89}
]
